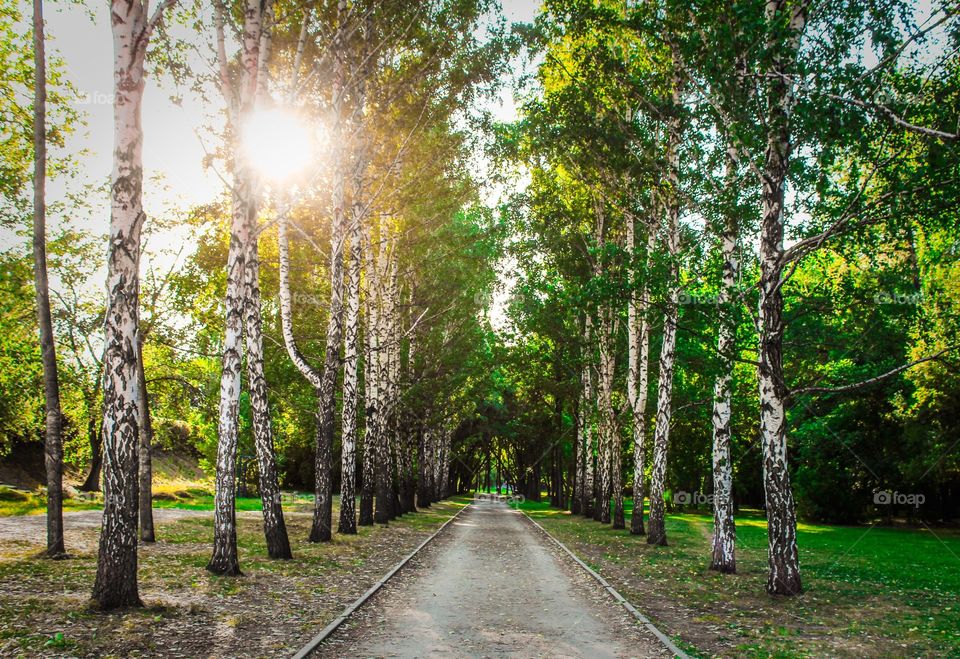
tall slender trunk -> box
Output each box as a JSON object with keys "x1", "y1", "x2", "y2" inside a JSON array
[
  {"x1": 710, "y1": 151, "x2": 739, "y2": 573},
  {"x1": 95, "y1": 0, "x2": 172, "y2": 608},
  {"x1": 418, "y1": 425, "x2": 433, "y2": 507},
  {"x1": 580, "y1": 317, "x2": 595, "y2": 517},
  {"x1": 385, "y1": 234, "x2": 401, "y2": 517},
  {"x1": 363, "y1": 215, "x2": 390, "y2": 524},
  {"x1": 209, "y1": 0, "x2": 267, "y2": 574},
  {"x1": 439, "y1": 428, "x2": 451, "y2": 499},
  {"x1": 757, "y1": 0, "x2": 808, "y2": 596},
  {"x1": 79, "y1": 385, "x2": 103, "y2": 492},
  {"x1": 647, "y1": 64, "x2": 682, "y2": 547},
  {"x1": 572, "y1": 382, "x2": 582, "y2": 514},
  {"x1": 373, "y1": 225, "x2": 392, "y2": 523},
  {"x1": 599, "y1": 304, "x2": 623, "y2": 528},
  {"x1": 629, "y1": 218, "x2": 654, "y2": 536},
  {"x1": 399, "y1": 307, "x2": 417, "y2": 513},
  {"x1": 136, "y1": 336, "x2": 154, "y2": 543},
  {"x1": 276, "y1": 218, "x2": 334, "y2": 543},
  {"x1": 317, "y1": 194, "x2": 345, "y2": 538},
  {"x1": 360, "y1": 218, "x2": 378, "y2": 524},
  {"x1": 208, "y1": 179, "x2": 252, "y2": 576},
  {"x1": 243, "y1": 241, "x2": 292, "y2": 559},
  {"x1": 32, "y1": 0, "x2": 65, "y2": 559},
  {"x1": 344, "y1": 191, "x2": 365, "y2": 529},
  {"x1": 317, "y1": 0, "x2": 349, "y2": 538}
]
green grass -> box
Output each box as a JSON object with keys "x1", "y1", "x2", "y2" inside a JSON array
[
  {"x1": 515, "y1": 495, "x2": 960, "y2": 657},
  {"x1": 0, "y1": 485, "x2": 269, "y2": 517},
  {"x1": 0, "y1": 486, "x2": 103, "y2": 517}
]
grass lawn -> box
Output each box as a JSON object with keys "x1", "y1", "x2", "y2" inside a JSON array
[
  {"x1": 0, "y1": 493, "x2": 469, "y2": 657},
  {"x1": 0, "y1": 483, "x2": 286, "y2": 517},
  {"x1": 517, "y1": 496, "x2": 960, "y2": 658}
]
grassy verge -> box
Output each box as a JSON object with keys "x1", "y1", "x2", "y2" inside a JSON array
[
  {"x1": 518, "y1": 497, "x2": 960, "y2": 657},
  {"x1": 0, "y1": 484, "x2": 271, "y2": 517},
  {"x1": 0, "y1": 494, "x2": 469, "y2": 657}
]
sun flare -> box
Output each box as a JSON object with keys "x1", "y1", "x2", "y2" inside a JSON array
[{"x1": 240, "y1": 108, "x2": 315, "y2": 183}]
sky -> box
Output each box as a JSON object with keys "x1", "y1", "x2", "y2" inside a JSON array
[
  {"x1": 39, "y1": 0, "x2": 541, "y2": 228},
  {"x1": 5, "y1": 0, "x2": 543, "y2": 323}
]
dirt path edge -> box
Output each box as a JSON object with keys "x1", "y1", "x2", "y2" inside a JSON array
[
  {"x1": 520, "y1": 510, "x2": 693, "y2": 659},
  {"x1": 290, "y1": 501, "x2": 471, "y2": 659}
]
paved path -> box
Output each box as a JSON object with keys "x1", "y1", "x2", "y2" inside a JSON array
[{"x1": 320, "y1": 499, "x2": 669, "y2": 658}]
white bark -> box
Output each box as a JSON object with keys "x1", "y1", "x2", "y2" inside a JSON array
[
  {"x1": 598, "y1": 303, "x2": 620, "y2": 527},
  {"x1": 581, "y1": 316, "x2": 595, "y2": 516},
  {"x1": 647, "y1": 65, "x2": 682, "y2": 546},
  {"x1": 629, "y1": 217, "x2": 655, "y2": 536},
  {"x1": 756, "y1": 0, "x2": 808, "y2": 596},
  {"x1": 710, "y1": 152, "x2": 738, "y2": 572},
  {"x1": 209, "y1": 0, "x2": 272, "y2": 575},
  {"x1": 95, "y1": 0, "x2": 175, "y2": 609}
]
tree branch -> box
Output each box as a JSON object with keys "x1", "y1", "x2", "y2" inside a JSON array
[{"x1": 789, "y1": 348, "x2": 953, "y2": 400}]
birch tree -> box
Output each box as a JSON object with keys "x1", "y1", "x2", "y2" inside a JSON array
[
  {"x1": 647, "y1": 56, "x2": 683, "y2": 547},
  {"x1": 753, "y1": 0, "x2": 809, "y2": 595},
  {"x1": 709, "y1": 152, "x2": 738, "y2": 572},
  {"x1": 208, "y1": 0, "x2": 291, "y2": 574},
  {"x1": 628, "y1": 215, "x2": 655, "y2": 536},
  {"x1": 93, "y1": 0, "x2": 176, "y2": 610}
]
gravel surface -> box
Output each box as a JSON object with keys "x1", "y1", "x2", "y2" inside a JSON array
[
  {"x1": 0, "y1": 508, "x2": 209, "y2": 547},
  {"x1": 320, "y1": 499, "x2": 670, "y2": 658}
]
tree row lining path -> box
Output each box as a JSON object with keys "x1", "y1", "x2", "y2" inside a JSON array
[{"x1": 317, "y1": 499, "x2": 672, "y2": 658}]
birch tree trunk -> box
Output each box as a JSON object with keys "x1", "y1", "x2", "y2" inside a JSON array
[
  {"x1": 243, "y1": 241, "x2": 292, "y2": 559},
  {"x1": 277, "y1": 216, "x2": 334, "y2": 543},
  {"x1": 343, "y1": 186, "x2": 364, "y2": 528},
  {"x1": 32, "y1": 0, "x2": 65, "y2": 559},
  {"x1": 359, "y1": 217, "x2": 376, "y2": 525},
  {"x1": 757, "y1": 0, "x2": 808, "y2": 596},
  {"x1": 440, "y1": 428, "x2": 452, "y2": 498},
  {"x1": 209, "y1": 0, "x2": 268, "y2": 574},
  {"x1": 136, "y1": 336, "x2": 154, "y2": 543},
  {"x1": 317, "y1": 197, "x2": 345, "y2": 538},
  {"x1": 313, "y1": 0, "x2": 349, "y2": 541},
  {"x1": 580, "y1": 316, "x2": 595, "y2": 517},
  {"x1": 361, "y1": 288, "x2": 375, "y2": 521},
  {"x1": 710, "y1": 152, "x2": 739, "y2": 573},
  {"x1": 95, "y1": 0, "x2": 173, "y2": 608},
  {"x1": 208, "y1": 178, "x2": 252, "y2": 576},
  {"x1": 385, "y1": 236, "x2": 402, "y2": 516},
  {"x1": 373, "y1": 221, "x2": 392, "y2": 523},
  {"x1": 418, "y1": 425, "x2": 433, "y2": 507},
  {"x1": 647, "y1": 69, "x2": 682, "y2": 547},
  {"x1": 629, "y1": 218, "x2": 655, "y2": 536},
  {"x1": 399, "y1": 305, "x2": 418, "y2": 513},
  {"x1": 596, "y1": 307, "x2": 614, "y2": 524},
  {"x1": 572, "y1": 368, "x2": 584, "y2": 515}
]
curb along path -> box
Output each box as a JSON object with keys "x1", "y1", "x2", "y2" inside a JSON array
[
  {"x1": 520, "y1": 510, "x2": 692, "y2": 659},
  {"x1": 313, "y1": 498, "x2": 675, "y2": 658},
  {"x1": 291, "y1": 502, "x2": 471, "y2": 658}
]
